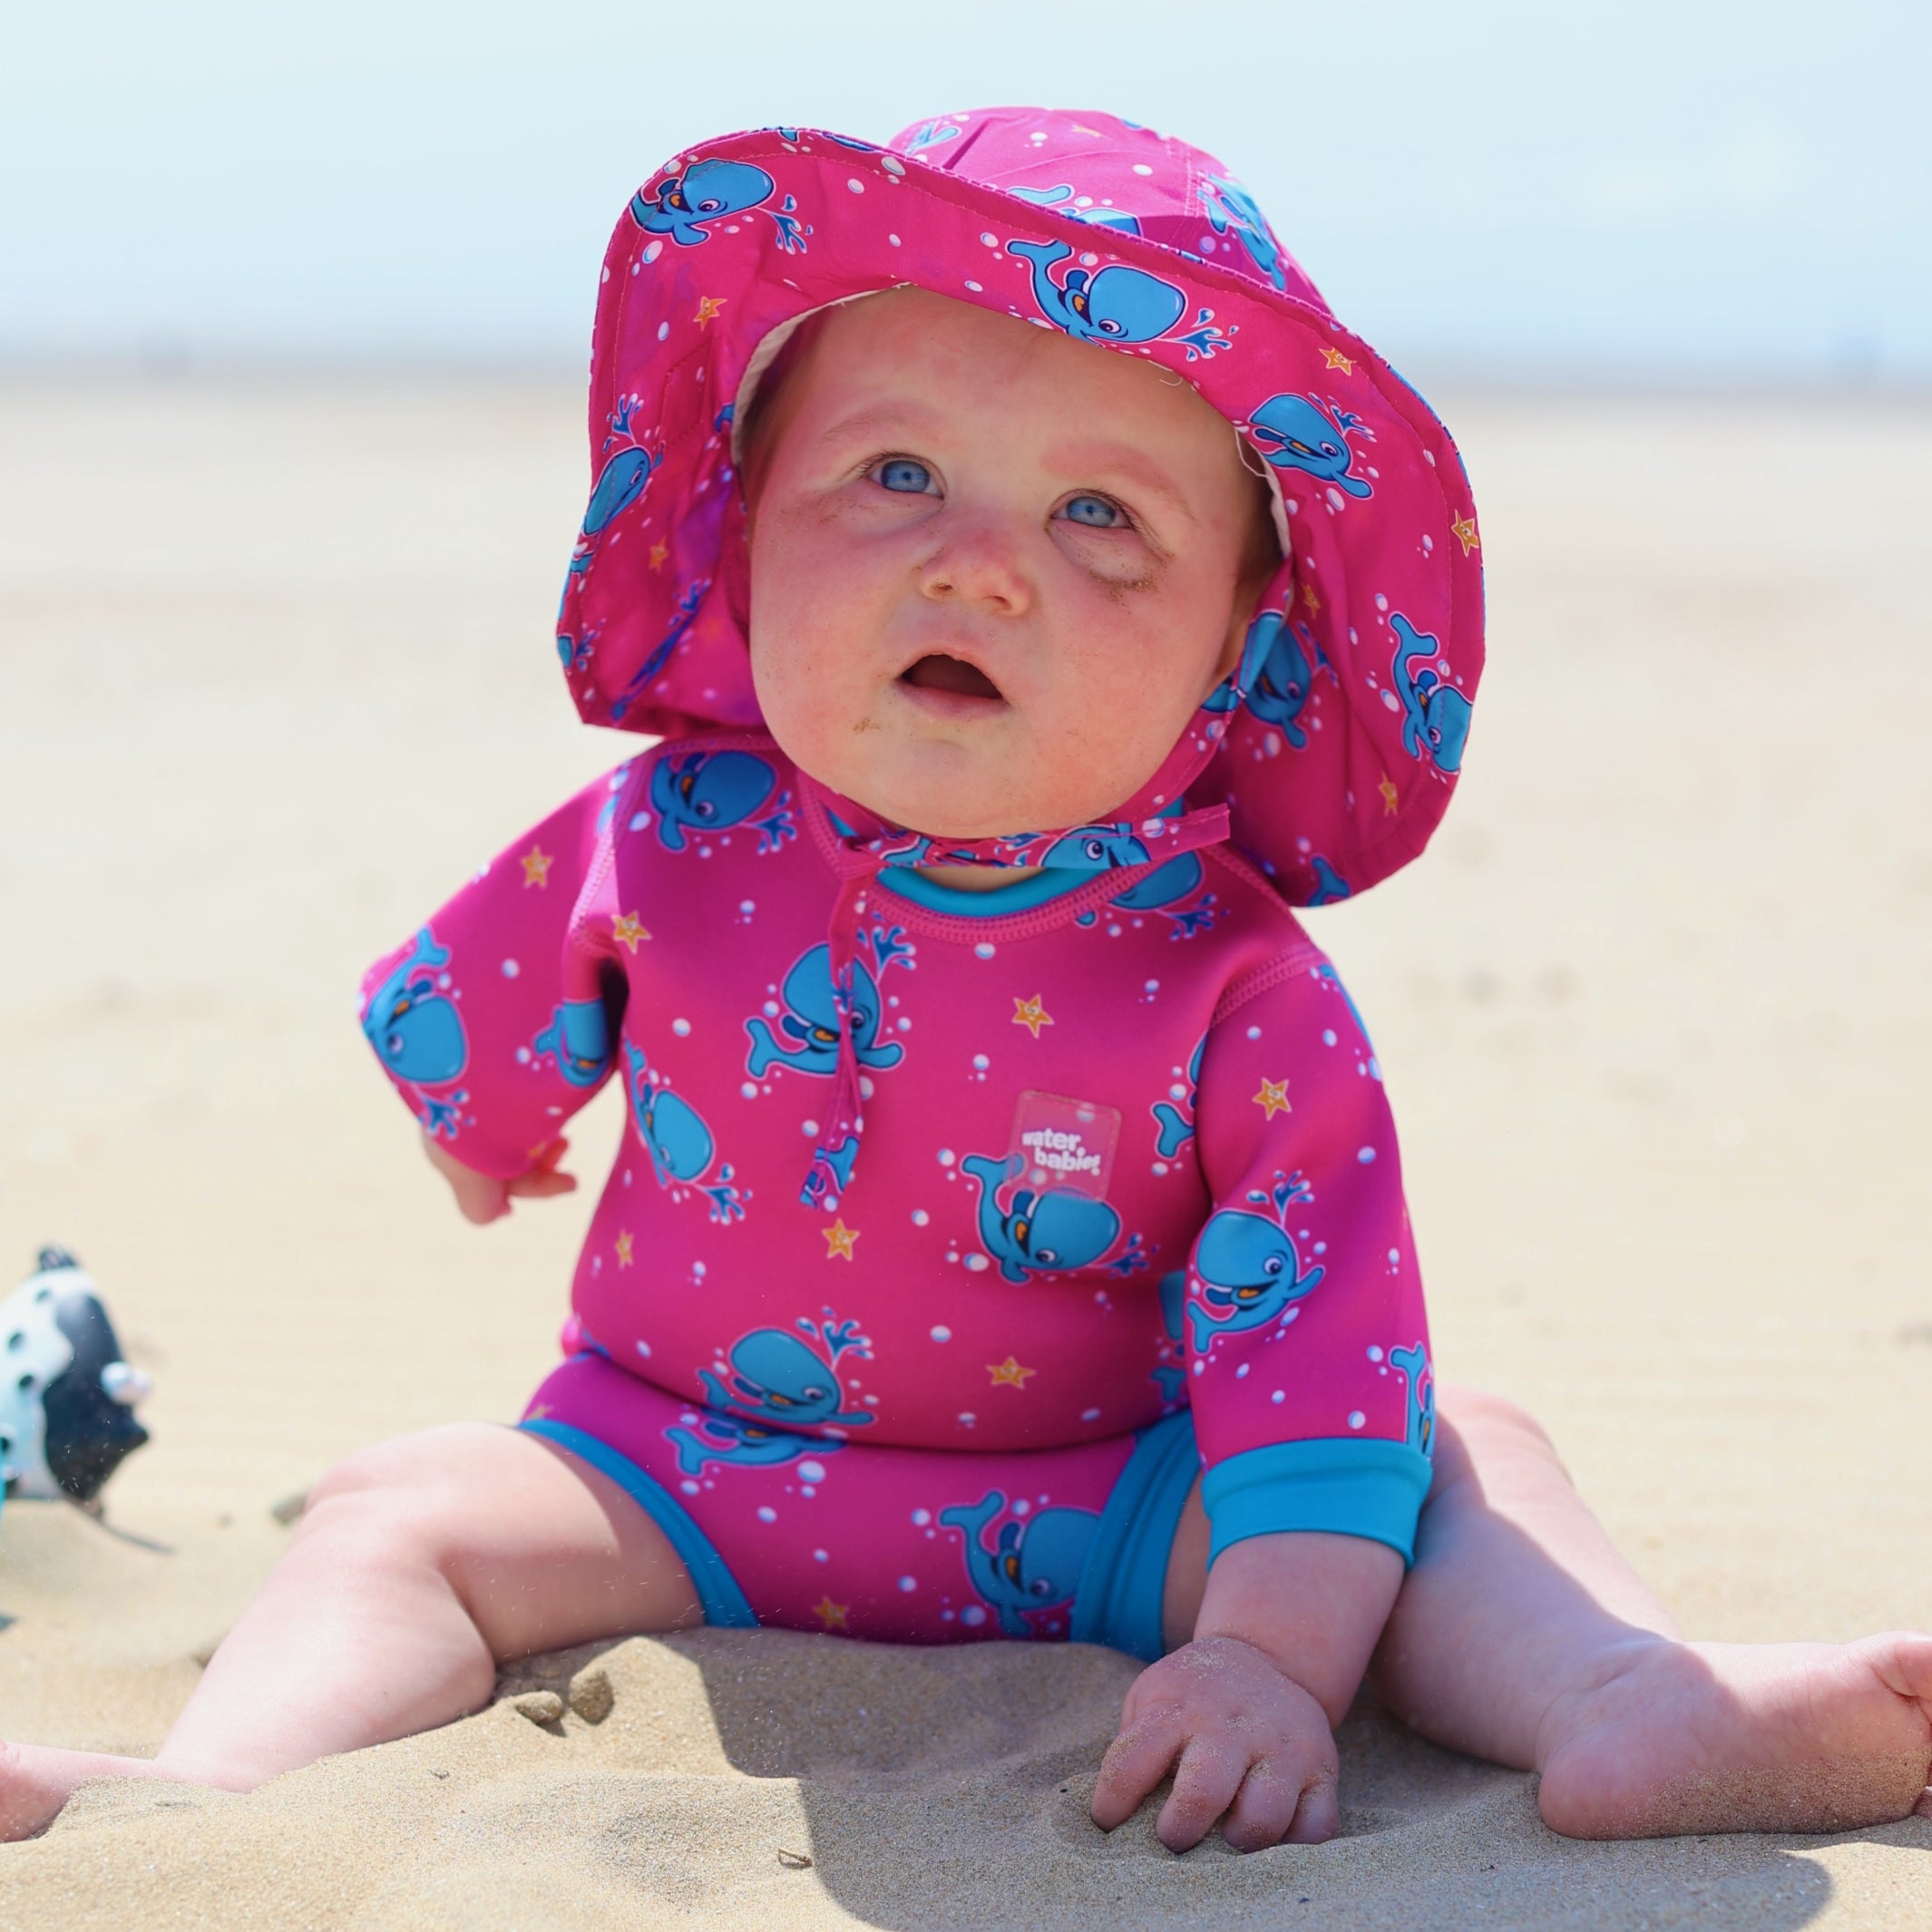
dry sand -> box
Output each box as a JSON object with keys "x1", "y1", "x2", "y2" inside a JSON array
[{"x1": 1, "y1": 374, "x2": 1928, "y2": 1928}]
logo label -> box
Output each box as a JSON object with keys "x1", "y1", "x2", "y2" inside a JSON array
[{"x1": 1008, "y1": 1091, "x2": 1120, "y2": 1202}]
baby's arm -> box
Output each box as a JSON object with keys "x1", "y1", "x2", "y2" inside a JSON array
[
  {"x1": 422, "y1": 1127, "x2": 577, "y2": 1224},
  {"x1": 1096, "y1": 950, "x2": 1430, "y2": 1849}
]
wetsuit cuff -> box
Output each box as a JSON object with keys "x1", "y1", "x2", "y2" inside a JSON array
[{"x1": 1200, "y1": 1439, "x2": 1432, "y2": 1566}]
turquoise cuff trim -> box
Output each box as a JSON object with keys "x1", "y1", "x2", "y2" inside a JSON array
[
  {"x1": 1201, "y1": 1438, "x2": 1432, "y2": 1567},
  {"x1": 519, "y1": 1419, "x2": 756, "y2": 1628},
  {"x1": 1072, "y1": 1408, "x2": 1199, "y2": 1661},
  {"x1": 876, "y1": 864, "x2": 1092, "y2": 917}
]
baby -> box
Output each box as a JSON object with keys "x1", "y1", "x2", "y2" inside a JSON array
[{"x1": 5, "y1": 108, "x2": 1929, "y2": 1851}]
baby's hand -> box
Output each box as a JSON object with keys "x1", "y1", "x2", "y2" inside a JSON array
[
  {"x1": 1089, "y1": 1634, "x2": 1339, "y2": 1852},
  {"x1": 421, "y1": 1131, "x2": 577, "y2": 1225}
]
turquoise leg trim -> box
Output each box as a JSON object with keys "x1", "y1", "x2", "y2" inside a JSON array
[
  {"x1": 520, "y1": 1418, "x2": 757, "y2": 1629},
  {"x1": 1071, "y1": 1410, "x2": 1200, "y2": 1662}
]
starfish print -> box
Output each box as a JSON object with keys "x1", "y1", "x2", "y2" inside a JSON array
[
  {"x1": 1449, "y1": 513, "x2": 1480, "y2": 556},
  {"x1": 1378, "y1": 772, "x2": 1399, "y2": 815},
  {"x1": 1253, "y1": 1077, "x2": 1293, "y2": 1121},
  {"x1": 615, "y1": 1230, "x2": 635, "y2": 1267},
  {"x1": 1011, "y1": 994, "x2": 1054, "y2": 1039},
  {"x1": 649, "y1": 542, "x2": 668, "y2": 571},
  {"x1": 987, "y1": 1355, "x2": 1035, "y2": 1390},
  {"x1": 1301, "y1": 581, "x2": 1322, "y2": 615},
  {"x1": 823, "y1": 1218, "x2": 860, "y2": 1262},
  {"x1": 695, "y1": 295, "x2": 727, "y2": 327},
  {"x1": 521, "y1": 845, "x2": 553, "y2": 888},
  {"x1": 611, "y1": 912, "x2": 649, "y2": 953},
  {"x1": 813, "y1": 1595, "x2": 850, "y2": 1631},
  {"x1": 1322, "y1": 346, "x2": 1354, "y2": 374}
]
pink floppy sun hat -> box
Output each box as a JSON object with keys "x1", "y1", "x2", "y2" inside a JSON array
[{"x1": 555, "y1": 105, "x2": 1485, "y2": 911}]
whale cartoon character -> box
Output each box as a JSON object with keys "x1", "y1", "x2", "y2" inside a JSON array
[
  {"x1": 1151, "y1": 1036, "x2": 1204, "y2": 1159},
  {"x1": 940, "y1": 1488, "x2": 1100, "y2": 1636},
  {"x1": 649, "y1": 749, "x2": 778, "y2": 852},
  {"x1": 1040, "y1": 825, "x2": 1152, "y2": 870},
  {"x1": 1107, "y1": 852, "x2": 1218, "y2": 938},
  {"x1": 1187, "y1": 1174, "x2": 1326, "y2": 1351},
  {"x1": 532, "y1": 999, "x2": 612, "y2": 1088},
  {"x1": 568, "y1": 398, "x2": 661, "y2": 578},
  {"x1": 1390, "y1": 1341, "x2": 1435, "y2": 1458},
  {"x1": 1198, "y1": 174, "x2": 1285, "y2": 291},
  {"x1": 629, "y1": 158, "x2": 776, "y2": 245},
  {"x1": 1247, "y1": 394, "x2": 1371, "y2": 499},
  {"x1": 1007, "y1": 183, "x2": 1143, "y2": 236},
  {"x1": 363, "y1": 929, "x2": 469, "y2": 1132},
  {"x1": 665, "y1": 1410, "x2": 843, "y2": 1477},
  {"x1": 625, "y1": 1042, "x2": 745, "y2": 1223},
  {"x1": 698, "y1": 1322, "x2": 873, "y2": 1430},
  {"x1": 1240, "y1": 610, "x2": 1327, "y2": 749},
  {"x1": 800, "y1": 1132, "x2": 859, "y2": 1209},
  {"x1": 1008, "y1": 238, "x2": 1186, "y2": 345},
  {"x1": 1150, "y1": 1267, "x2": 1188, "y2": 1403},
  {"x1": 1391, "y1": 614, "x2": 1472, "y2": 775},
  {"x1": 744, "y1": 943, "x2": 906, "y2": 1080},
  {"x1": 1307, "y1": 856, "x2": 1351, "y2": 905},
  {"x1": 961, "y1": 1153, "x2": 1122, "y2": 1283}
]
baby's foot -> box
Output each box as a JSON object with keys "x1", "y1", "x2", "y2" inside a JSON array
[
  {"x1": 1535, "y1": 1634, "x2": 1932, "y2": 1839},
  {"x1": 0, "y1": 1739, "x2": 177, "y2": 1840}
]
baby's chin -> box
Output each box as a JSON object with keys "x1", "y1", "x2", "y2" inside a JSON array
[{"x1": 835, "y1": 742, "x2": 1135, "y2": 842}]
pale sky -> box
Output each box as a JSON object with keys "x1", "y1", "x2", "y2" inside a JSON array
[{"x1": 5, "y1": 0, "x2": 1927, "y2": 377}]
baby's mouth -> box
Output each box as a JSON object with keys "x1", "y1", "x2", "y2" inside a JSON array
[{"x1": 899, "y1": 654, "x2": 1004, "y2": 703}]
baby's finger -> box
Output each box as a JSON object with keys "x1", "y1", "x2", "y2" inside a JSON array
[
  {"x1": 1283, "y1": 1755, "x2": 1341, "y2": 1845},
  {"x1": 1089, "y1": 1708, "x2": 1185, "y2": 1830},
  {"x1": 1155, "y1": 1737, "x2": 1247, "y2": 1853},
  {"x1": 528, "y1": 1137, "x2": 571, "y2": 1175},
  {"x1": 1220, "y1": 1755, "x2": 1306, "y2": 1853},
  {"x1": 505, "y1": 1168, "x2": 579, "y2": 1199}
]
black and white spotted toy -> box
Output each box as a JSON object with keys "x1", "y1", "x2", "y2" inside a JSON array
[{"x1": 0, "y1": 1247, "x2": 151, "y2": 1512}]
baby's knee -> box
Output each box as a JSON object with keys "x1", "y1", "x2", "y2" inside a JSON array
[
  {"x1": 1431, "y1": 1385, "x2": 1566, "y2": 1483},
  {"x1": 296, "y1": 1424, "x2": 503, "y2": 1554}
]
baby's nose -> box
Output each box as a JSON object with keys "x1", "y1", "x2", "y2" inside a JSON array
[{"x1": 917, "y1": 522, "x2": 1031, "y2": 616}]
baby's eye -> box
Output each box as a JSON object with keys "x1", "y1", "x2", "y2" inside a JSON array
[
  {"x1": 872, "y1": 457, "x2": 937, "y2": 495},
  {"x1": 1059, "y1": 493, "x2": 1128, "y2": 530}
]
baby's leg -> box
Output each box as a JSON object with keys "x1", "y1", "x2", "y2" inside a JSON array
[
  {"x1": 1369, "y1": 1386, "x2": 1932, "y2": 1835},
  {"x1": 0, "y1": 1423, "x2": 699, "y2": 1839}
]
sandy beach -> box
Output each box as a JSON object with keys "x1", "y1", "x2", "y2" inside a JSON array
[{"x1": 1, "y1": 373, "x2": 1928, "y2": 1928}]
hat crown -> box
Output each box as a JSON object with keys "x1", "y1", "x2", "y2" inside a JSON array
[{"x1": 885, "y1": 108, "x2": 1327, "y2": 312}]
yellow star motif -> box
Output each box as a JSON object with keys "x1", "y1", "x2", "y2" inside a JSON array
[
  {"x1": 520, "y1": 844, "x2": 553, "y2": 888},
  {"x1": 823, "y1": 1218, "x2": 860, "y2": 1262},
  {"x1": 1300, "y1": 581, "x2": 1322, "y2": 616},
  {"x1": 695, "y1": 295, "x2": 727, "y2": 327},
  {"x1": 1449, "y1": 513, "x2": 1480, "y2": 556},
  {"x1": 1253, "y1": 1076, "x2": 1293, "y2": 1120},
  {"x1": 611, "y1": 911, "x2": 649, "y2": 953},
  {"x1": 1378, "y1": 772, "x2": 1400, "y2": 815},
  {"x1": 1011, "y1": 994, "x2": 1054, "y2": 1039},
  {"x1": 648, "y1": 542, "x2": 668, "y2": 571},
  {"x1": 1322, "y1": 346, "x2": 1354, "y2": 374},
  {"x1": 987, "y1": 1355, "x2": 1036, "y2": 1390},
  {"x1": 615, "y1": 1231, "x2": 635, "y2": 1268},
  {"x1": 813, "y1": 1595, "x2": 850, "y2": 1631}
]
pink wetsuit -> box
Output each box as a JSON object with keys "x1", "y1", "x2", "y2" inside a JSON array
[{"x1": 361, "y1": 737, "x2": 1433, "y2": 1654}]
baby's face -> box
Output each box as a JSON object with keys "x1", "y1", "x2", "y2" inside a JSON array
[{"x1": 745, "y1": 289, "x2": 1270, "y2": 840}]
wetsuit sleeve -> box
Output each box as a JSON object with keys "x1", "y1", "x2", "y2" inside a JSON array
[
  {"x1": 1186, "y1": 948, "x2": 1434, "y2": 1566},
  {"x1": 356, "y1": 763, "x2": 637, "y2": 1178}
]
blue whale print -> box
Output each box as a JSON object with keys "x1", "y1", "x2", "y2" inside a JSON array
[
  {"x1": 569, "y1": 399, "x2": 661, "y2": 578},
  {"x1": 1007, "y1": 183, "x2": 1144, "y2": 236},
  {"x1": 532, "y1": 998, "x2": 612, "y2": 1088},
  {"x1": 1041, "y1": 825, "x2": 1152, "y2": 870},
  {"x1": 650, "y1": 749, "x2": 777, "y2": 852},
  {"x1": 1308, "y1": 856, "x2": 1351, "y2": 905},
  {"x1": 939, "y1": 1488, "x2": 1100, "y2": 1636},
  {"x1": 666, "y1": 1411, "x2": 843, "y2": 1477},
  {"x1": 1188, "y1": 1186, "x2": 1326, "y2": 1351},
  {"x1": 1390, "y1": 1342, "x2": 1435, "y2": 1458},
  {"x1": 745, "y1": 945, "x2": 904, "y2": 1080},
  {"x1": 629, "y1": 159, "x2": 775, "y2": 246},
  {"x1": 1391, "y1": 614, "x2": 1472, "y2": 774},
  {"x1": 961, "y1": 1152, "x2": 1122, "y2": 1283},
  {"x1": 1248, "y1": 394, "x2": 1371, "y2": 499},
  {"x1": 1199, "y1": 174, "x2": 1286, "y2": 291},
  {"x1": 1151, "y1": 1035, "x2": 1204, "y2": 1159},
  {"x1": 1008, "y1": 238, "x2": 1186, "y2": 345},
  {"x1": 1111, "y1": 852, "x2": 1202, "y2": 913},
  {"x1": 625, "y1": 1042, "x2": 744, "y2": 1223},
  {"x1": 1151, "y1": 1267, "x2": 1189, "y2": 1402},
  {"x1": 363, "y1": 928, "x2": 467, "y2": 1088},
  {"x1": 1241, "y1": 610, "x2": 1325, "y2": 749},
  {"x1": 698, "y1": 1325, "x2": 873, "y2": 1429}
]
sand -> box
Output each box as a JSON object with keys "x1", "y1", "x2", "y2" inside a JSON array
[{"x1": 1, "y1": 374, "x2": 1928, "y2": 1927}]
